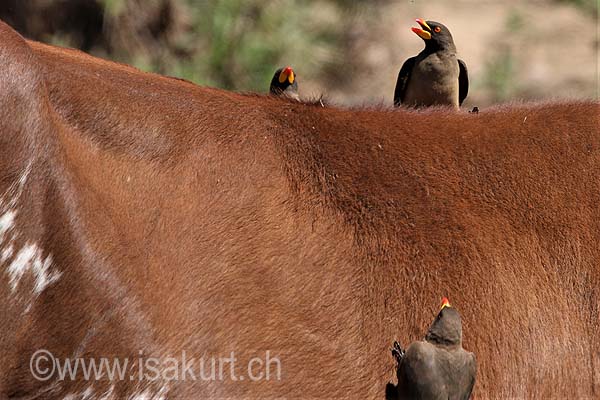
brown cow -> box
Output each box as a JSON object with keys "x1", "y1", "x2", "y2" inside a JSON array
[{"x1": 0, "y1": 19, "x2": 598, "y2": 399}]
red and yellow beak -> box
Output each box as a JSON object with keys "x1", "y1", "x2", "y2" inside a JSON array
[
  {"x1": 411, "y1": 18, "x2": 432, "y2": 40},
  {"x1": 279, "y1": 66, "x2": 295, "y2": 84},
  {"x1": 440, "y1": 297, "x2": 451, "y2": 310}
]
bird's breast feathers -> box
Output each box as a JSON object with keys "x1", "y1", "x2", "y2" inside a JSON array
[{"x1": 416, "y1": 53, "x2": 460, "y2": 79}]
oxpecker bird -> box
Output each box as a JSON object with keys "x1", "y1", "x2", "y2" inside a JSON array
[
  {"x1": 269, "y1": 66, "x2": 299, "y2": 100},
  {"x1": 393, "y1": 297, "x2": 477, "y2": 400},
  {"x1": 394, "y1": 19, "x2": 468, "y2": 109}
]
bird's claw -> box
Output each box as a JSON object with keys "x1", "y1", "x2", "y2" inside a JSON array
[{"x1": 391, "y1": 340, "x2": 405, "y2": 363}]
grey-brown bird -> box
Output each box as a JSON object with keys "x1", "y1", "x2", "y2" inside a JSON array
[
  {"x1": 394, "y1": 297, "x2": 477, "y2": 400},
  {"x1": 269, "y1": 66, "x2": 299, "y2": 100},
  {"x1": 394, "y1": 19, "x2": 468, "y2": 109}
]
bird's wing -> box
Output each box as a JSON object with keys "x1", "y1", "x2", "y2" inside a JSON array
[
  {"x1": 461, "y1": 351, "x2": 477, "y2": 400},
  {"x1": 397, "y1": 342, "x2": 443, "y2": 399},
  {"x1": 458, "y1": 59, "x2": 469, "y2": 106},
  {"x1": 394, "y1": 57, "x2": 417, "y2": 107}
]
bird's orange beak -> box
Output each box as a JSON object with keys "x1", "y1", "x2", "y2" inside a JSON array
[
  {"x1": 440, "y1": 297, "x2": 451, "y2": 310},
  {"x1": 279, "y1": 66, "x2": 295, "y2": 84},
  {"x1": 412, "y1": 18, "x2": 432, "y2": 40}
]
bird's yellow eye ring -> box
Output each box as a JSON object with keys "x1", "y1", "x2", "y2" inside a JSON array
[{"x1": 434, "y1": 26, "x2": 441, "y2": 33}]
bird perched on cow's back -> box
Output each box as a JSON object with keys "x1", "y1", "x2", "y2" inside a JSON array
[
  {"x1": 392, "y1": 297, "x2": 477, "y2": 400},
  {"x1": 269, "y1": 66, "x2": 299, "y2": 100},
  {"x1": 394, "y1": 19, "x2": 468, "y2": 109}
]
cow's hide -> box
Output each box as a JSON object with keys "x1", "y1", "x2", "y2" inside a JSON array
[{"x1": 0, "y1": 19, "x2": 599, "y2": 399}]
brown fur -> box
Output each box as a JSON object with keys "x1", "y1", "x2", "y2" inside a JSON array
[{"x1": 0, "y1": 19, "x2": 599, "y2": 399}]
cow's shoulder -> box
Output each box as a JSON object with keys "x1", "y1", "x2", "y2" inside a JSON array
[
  {"x1": 0, "y1": 18, "x2": 45, "y2": 98},
  {"x1": 0, "y1": 19, "x2": 53, "y2": 181}
]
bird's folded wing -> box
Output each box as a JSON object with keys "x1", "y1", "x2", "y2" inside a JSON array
[
  {"x1": 458, "y1": 59, "x2": 469, "y2": 106},
  {"x1": 394, "y1": 56, "x2": 417, "y2": 106}
]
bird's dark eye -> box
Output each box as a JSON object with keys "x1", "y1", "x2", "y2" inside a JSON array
[{"x1": 434, "y1": 26, "x2": 441, "y2": 33}]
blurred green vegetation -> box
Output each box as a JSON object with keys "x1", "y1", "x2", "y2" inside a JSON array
[
  {"x1": 481, "y1": 10, "x2": 523, "y2": 102},
  {"x1": 482, "y1": 47, "x2": 516, "y2": 103},
  {"x1": 173, "y1": 0, "x2": 342, "y2": 90},
  {"x1": 96, "y1": 0, "x2": 372, "y2": 92}
]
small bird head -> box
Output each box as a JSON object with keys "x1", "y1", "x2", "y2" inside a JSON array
[
  {"x1": 411, "y1": 19, "x2": 456, "y2": 51},
  {"x1": 440, "y1": 297, "x2": 451, "y2": 309},
  {"x1": 425, "y1": 297, "x2": 463, "y2": 346},
  {"x1": 270, "y1": 66, "x2": 299, "y2": 98}
]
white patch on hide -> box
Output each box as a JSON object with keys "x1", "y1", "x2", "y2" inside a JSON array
[
  {"x1": 1, "y1": 244, "x2": 14, "y2": 263},
  {"x1": 0, "y1": 210, "x2": 15, "y2": 240},
  {"x1": 7, "y1": 243, "x2": 61, "y2": 294},
  {"x1": 2, "y1": 162, "x2": 61, "y2": 298},
  {"x1": 128, "y1": 384, "x2": 169, "y2": 400}
]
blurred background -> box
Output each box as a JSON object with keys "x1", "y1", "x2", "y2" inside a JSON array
[{"x1": 0, "y1": 0, "x2": 597, "y2": 107}]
